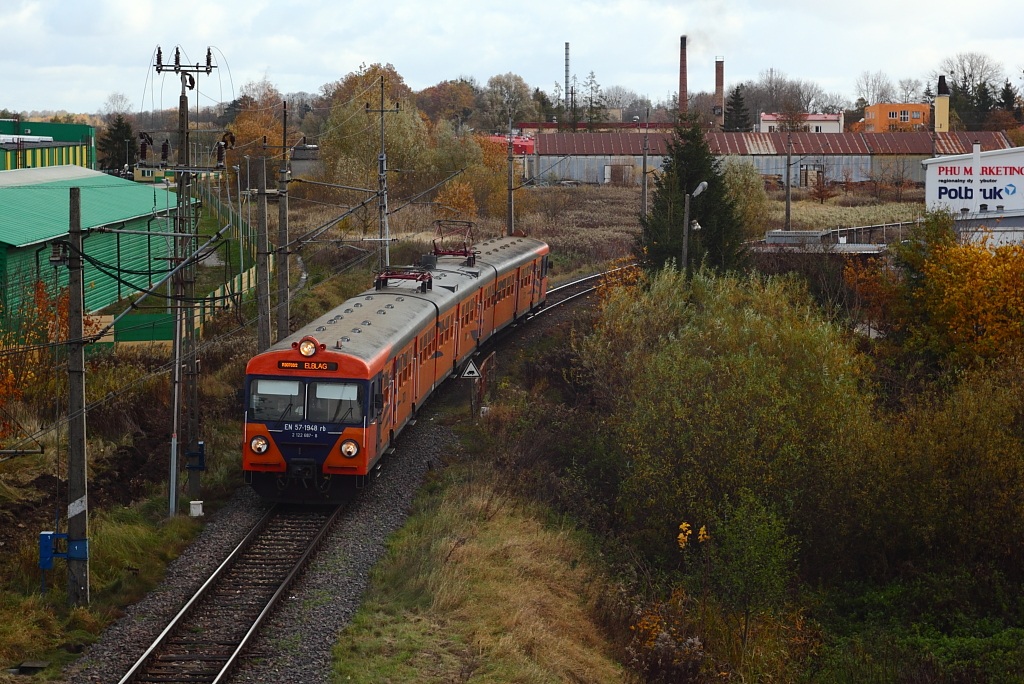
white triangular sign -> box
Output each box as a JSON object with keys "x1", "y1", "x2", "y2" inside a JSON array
[{"x1": 461, "y1": 360, "x2": 481, "y2": 379}]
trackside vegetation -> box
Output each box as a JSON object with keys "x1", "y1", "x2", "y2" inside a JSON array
[
  {"x1": 453, "y1": 264, "x2": 1024, "y2": 681},
  {"x1": 332, "y1": 453, "x2": 631, "y2": 683}
]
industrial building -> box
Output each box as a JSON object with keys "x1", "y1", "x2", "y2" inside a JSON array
[
  {"x1": 0, "y1": 119, "x2": 96, "y2": 171},
  {"x1": 529, "y1": 130, "x2": 1011, "y2": 187},
  {"x1": 0, "y1": 166, "x2": 178, "y2": 326}
]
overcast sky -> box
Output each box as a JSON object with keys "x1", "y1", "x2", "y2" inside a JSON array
[{"x1": 4, "y1": 0, "x2": 1024, "y2": 115}]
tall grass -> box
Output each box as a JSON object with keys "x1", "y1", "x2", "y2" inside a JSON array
[
  {"x1": 0, "y1": 507, "x2": 199, "y2": 672},
  {"x1": 769, "y1": 196, "x2": 925, "y2": 232},
  {"x1": 333, "y1": 457, "x2": 632, "y2": 683}
]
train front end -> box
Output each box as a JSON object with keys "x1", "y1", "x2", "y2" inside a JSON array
[{"x1": 242, "y1": 335, "x2": 381, "y2": 504}]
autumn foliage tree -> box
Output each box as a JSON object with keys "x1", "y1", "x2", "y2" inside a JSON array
[
  {"x1": 319, "y1": 63, "x2": 429, "y2": 204},
  {"x1": 415, "y1": 78, "x2": 477, "y2": 126},
  {"x1": 0, "y1": 282, "x2": 96, "y2": 440},
  {"x1": 225, "y1": 78, "x2": 286, "y2": 185},
  {"x1": 808, "y1": 170, "x2": 838, "y2": 204},
  {"x1": 919, "y1": 235, "x2": 1024, "y2": 362},
  {"x1": 845, "y1": 210, "x2": 1024, "y2": 380},
  {"x1": 434, "y1": 179, "x2": 477, "y2": 220}
]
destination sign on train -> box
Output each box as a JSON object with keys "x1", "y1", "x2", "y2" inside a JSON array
[{"x1": 277, "y1": 360, "x2": 338, "y2": 371}]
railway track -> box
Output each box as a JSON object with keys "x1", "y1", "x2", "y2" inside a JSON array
[
  {"x1": 117, "y1": 505, "x2": 343, "y2": 684},
  {"x1": 533, "y1": 264, "x2": 636, "y2": 315}
]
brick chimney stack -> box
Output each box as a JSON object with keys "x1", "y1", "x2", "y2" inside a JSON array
[
  {"x1": 679, "y1": 35, "x2": 688, "y2": 115},
  {"x1": 715, "y1": 57, "x2": 724, "y2": 129}
]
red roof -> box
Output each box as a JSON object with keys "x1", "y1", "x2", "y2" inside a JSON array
[
  {"x1": 483, "y1": 135, "x2": 534, "y2": 155},
  {"x1": 535, "y1": 131, "x2": 1012, "y2": 157}
]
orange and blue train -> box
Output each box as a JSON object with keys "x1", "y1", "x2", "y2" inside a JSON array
[{"x1": 242, "y1": 234, "x2": 550, "y2": 503}]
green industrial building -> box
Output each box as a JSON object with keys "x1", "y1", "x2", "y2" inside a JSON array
[
  {"x1": 0, "y1": 119, "x2": 96, "y2": 171},
  {"x1": 0, "y1": 165, "x2": 179, "y2": 327}
]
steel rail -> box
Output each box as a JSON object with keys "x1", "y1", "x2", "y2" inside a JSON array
[{"x1": 117, "y1": 504, "x2": 344, "y2": 684}]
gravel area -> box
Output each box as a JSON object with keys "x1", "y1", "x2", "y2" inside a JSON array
[{"x1": 59, "y1": 403, "x2": 458, "y2": 684}]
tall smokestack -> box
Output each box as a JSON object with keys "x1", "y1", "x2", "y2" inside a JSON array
[
  {"x1": 679, "y1": 35, "x2": 688, "y2": 116},
  {"x1": 715, "y1": 57, "x2": 724, "y2": 130},
  {"x1": 564, "y1": 42, "x2": 570, "y2": 112}
]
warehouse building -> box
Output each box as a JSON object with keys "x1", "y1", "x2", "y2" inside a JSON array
[
  {"x1": 0, "y1": 119, "x2": 96, "y2": 171},
  {"x1": 0, "y1": 166, "x2": 180, "y2": 328},
  {"x1": 530, "y1": 130, "x2": 1011, "y2": 187}
]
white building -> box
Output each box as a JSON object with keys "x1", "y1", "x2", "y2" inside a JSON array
[
  {"x1": 922, "y1": 143, "x2": 1024, "y2": 244},
  {"x1": 758, "y1": 112, "x2": 844, "y2": 133}
]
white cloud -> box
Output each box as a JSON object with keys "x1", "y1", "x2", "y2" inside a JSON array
[{"x1": 5, "y1": 0, "x2": 1023, "y2": 113}]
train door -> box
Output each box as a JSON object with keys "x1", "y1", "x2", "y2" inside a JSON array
[
  {"x1": 535, "y1": 255, "x2": 549, "y2": 304},
  {"x1": 382, "y1": 360, "x2": 396, "y2": 447},
  {"x1": 370, "y1": 375, "x2": 384, "y2": 455},
  {"x1": 412, "y1": 337, "x2": 420, "y2": 407},
  {"x1": 476, "y1": 295, "x2": 484, "y2": 346},
  {"x1": 515, "y1": 267, "x2": 525, "y2": 318}
]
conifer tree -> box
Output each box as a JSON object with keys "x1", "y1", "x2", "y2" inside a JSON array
[
  {"x1": 97, "y1": 114, "x2": 135, "y2": 172},
  {"x1": 638, "y1": 115, "x2": 746, "y2": 273},
  {"x1": 724, "y1": 85, "x2": 752, "y2": 132}
]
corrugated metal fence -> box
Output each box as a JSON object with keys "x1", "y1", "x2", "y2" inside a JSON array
[{"x1": 104, "y1": 183, "x2": 267, "y2": 348}]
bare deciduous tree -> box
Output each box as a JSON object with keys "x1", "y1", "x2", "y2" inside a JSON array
[
  {"x1": 855, "y1": 71, "x2": 896, "y2": 105},
  {"x1": 101, "y1": 92, "x2": 132, "y2": 121},
  {"x1": 817, "y1": 91, "x2": 852, "y2": 115},
  {"x1": 898, "y1": 78, "x2": 923, "y2": 103},
  {"x1": 934, "y1": 52, "x2": 1004, "y2": 93}
]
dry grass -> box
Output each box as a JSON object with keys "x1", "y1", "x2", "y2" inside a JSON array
[
  {"x1": 387, "y1": 185, "x2": 644, "y2": 279},
  {"x1": 768, "y1": 193, "x2": 925, "y2": 232},
  {"x1": 333, "y1": 460, "x2": 632, "y2": 683}
]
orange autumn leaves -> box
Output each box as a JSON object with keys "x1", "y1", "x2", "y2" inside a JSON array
[
  {"x1": 846, "y1": 217, "x2": 1024, "y2": 366},
  {"x1": 920, "y1": 237, "x2": 1024, "y2": 359}
]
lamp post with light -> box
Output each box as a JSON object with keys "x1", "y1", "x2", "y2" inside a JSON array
[{"x1": 682, "y1": 180, "x2": 707, "y2": 273}]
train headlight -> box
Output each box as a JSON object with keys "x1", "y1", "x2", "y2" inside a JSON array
[
  {"x1": 298, "y1": 338, "x2": 317, "y2": 357},
  {"x1": 340, "y1": 439, "x2": 359, "y2": 458},
  {"x1": 250, "y1": 435, "x2": 270, "y2": 454}
]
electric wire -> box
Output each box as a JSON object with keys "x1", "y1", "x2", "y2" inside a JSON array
[{"x1": 1, "y1": 249, "x2": 374, "y2": 457}]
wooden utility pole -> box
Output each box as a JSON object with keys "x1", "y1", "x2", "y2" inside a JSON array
[
  {"x1": 67, "y1": 187, "x2": 89, "y2": 606},
  {"x1": 276, "y1": 101, "x2": 290, "y2": 342},
  {"x1": 256, "y1": 160, "x2": 272, "y2": 352}
]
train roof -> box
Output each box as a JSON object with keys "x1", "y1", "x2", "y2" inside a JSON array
[{"x1": 266, "y1": 235, "x2": 548, "y2": 367}]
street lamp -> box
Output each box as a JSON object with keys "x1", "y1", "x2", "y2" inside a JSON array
[
  {"x1": 682, "y1": 180, "x2": 707, "y2": 273},
  {"x1": 125, "y1": 139, "x2": 130, "y2": 176}
]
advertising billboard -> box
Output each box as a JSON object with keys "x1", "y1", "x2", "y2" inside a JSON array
[{"x1": 924, "y1": 146, "x2": 1024, "y2": 213}]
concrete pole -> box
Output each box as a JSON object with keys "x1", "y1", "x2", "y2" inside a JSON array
[
  {"x1": 785, "y1": 134, "x2": 793, "y2": 231},
  {"x1": 641, "y1": 110, "x2": 649, "y2": 217},
  {"x1": 276, "y1": 101, "x2": 290, "y2": 342},
  {"x1": 256, "y1": 159, "x2": 272, "y2": 352},
  {"x1": 67, "y1": 187, "x2": 89, "y2": 606},
  {"x1": 507, "y1": 119, "x2": 514, "y2": 236}
]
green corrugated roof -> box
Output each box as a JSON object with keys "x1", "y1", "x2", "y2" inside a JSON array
[{"x1": 0, "y1": 165, "x2": 179, "y2": 248}]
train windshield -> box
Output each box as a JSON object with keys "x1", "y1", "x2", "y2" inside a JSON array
[
  {"x1": 249, "y1": 378, "x2": 365, "y2": 424},
  {"x1": 307, "y1": 382, "x2": 364, "y2": 423}
]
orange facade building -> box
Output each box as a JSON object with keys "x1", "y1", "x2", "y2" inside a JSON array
[{"x1": 861, "y1": 102, "x2": 931, "y2": 132}]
